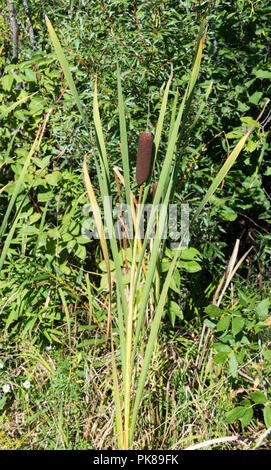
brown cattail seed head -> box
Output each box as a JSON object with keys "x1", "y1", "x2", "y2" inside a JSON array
[
  {"x1": 152, "y1": 183, "x2": 158, "y2": 201},
  {"x1": 136, "y1": 131, "x2": 153, "y2": 185}
]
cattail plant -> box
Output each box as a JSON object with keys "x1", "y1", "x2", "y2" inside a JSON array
[
  {"x1": 136, "y1": 130, "x2": 153, "y2": 185},
  {"x1": 46, "y1": 16, "x2": 266, "y2": 450},
  {"x1": 152, "y1": 182, "x2": 158, "y2": 201}
]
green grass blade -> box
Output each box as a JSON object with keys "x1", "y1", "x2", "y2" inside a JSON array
[
  {"x1": 83, "y1": 154, "x2": 113, "y2": 341},
  {"x1": 0, "y1": 93, "x2": 37, "y2": 121},
  {"x1": 93, "y1": 81, "x2": 110, "y2": 186},
  {"x1": 58, "y1": 288, "x2": 72, "y2": 348},
  {"x1": 168, "y1": 87, "x2": 179, "y2": 141},
  {"x1": 0, "y1": 195, "x2": 27, "y2": 272},
  {"x1": 190, "y1": 80, "x2": 213, "y2": 130},
  {"x1": 151, "y1": 67, "x2": 173, "y2": 172},
  {"x1": 0, "y1": 129, "x2": 41, "y2": 239},
  {"x1": 33, "y1": 198, "x2": 51, "y2": 256},
  {"x1": 111, "y1": 334, "x2": 124, "y2": 449},
  {"x1": 117, "y1": 66, "x2": 132, "y2": 234},
  {"x1": 135, "y1": 26, "x2": 206, "y2": 271},
  {"x1": 45, "y1": 16, "x2": 88, "y2": 130},
  {"x1": 3, "y1": 127, "x2": 21, "y2": 162},
  {"x1": 83, "y1": 155, "x2": 111, "y2": 286},
  {"x1": 187, "y1": 26, "x2": 206, "y2": 99}
]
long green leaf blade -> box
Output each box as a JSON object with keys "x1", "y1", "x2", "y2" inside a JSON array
[
  {"x1": 45, "y1": 16, "x2": 88, "y2": 130},
  {"x1": 117, "y1": 66, "x2": 132, "y2": 234},
  {"x1": 0, "y1": 130, "x2": 41, "y2": 239},
  {"x1": 0, "y1": 93, "x2": 37, "y2": 121}
]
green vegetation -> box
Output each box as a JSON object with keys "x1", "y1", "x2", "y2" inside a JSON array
[{"x1": 0, "y1": 0, "x2": 270, "y2": 450}]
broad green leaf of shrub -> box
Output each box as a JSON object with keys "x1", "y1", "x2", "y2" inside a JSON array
[
  {"x1": 229, "y1": 351, "x2": 238, "y2": 377},
  {"x1": 179, "y1": 247, "x2": 201, "y2": 260},
  {"x1": 263, "y1": 350, "x2": 271, "y2": 363},
  {"x1": 249, "y1": 91, "x2": 263, "y2": 105},
  {"x1": 216, "y1": 315, "x2": 231, "y2": 332},
  {"x1": 74, "y1": 243, "x2": 86, "y2": 260},
  {"x1": 1, "y1": 74, "x2": 14, "y2": 91},
  {"x1": 256, "y1": 299, "x2": 270, "y2": 320},
  {"x1": 253, "y1": 70, "x2": 271, "y2": 79},
  {"x1": 232, "y1": 317, "x2": 245, "y2": 336},
  {"x1": 28, "y1": 96, "x2": 45, "y2": 115},
  {"x1": 214, "y1": 351, "x2": 229, "y2": 364},
  {"x1": 178, "y1": 260, "x2": 201, "y2": 273},
  {"x1": 240, "y1": 407, "x2": 253, "y2": 429},
  {"x1": 45, "y1": 171, "x2": 62, "y2": 186},
  {"x1": 0, "y1": 396, "x2": 7, "y2": 411},
  {"x1": 99, "y1": 259, "x2": 115, "y2": 272},
  {"x1": 169, "y1": 269, "x2": 181, "y2": 294},
  {"x1": 24, "y1": 69, "x2": 37, "y2": 83},
  {"x1": 249, "y1": 391, "x2": 267, "y2": 404},
  {"x1": 213, "y1": 342, "x2": 232, "y2": 353},
  {"x1": 168, "y1": 300, "x2": 183, "y2": 327},
  {"x1": 263, "y1": 405, "x2": 271, "y2": 428},
  {"x1": 220, "y1": 206, "x2": 237, "y2": 221},
  {"x1": 225, "y1": 406, "x2": 247, "y2": 424},
  {"x1": 204, "y1": 304, "x2": 225, "y2": 318}
]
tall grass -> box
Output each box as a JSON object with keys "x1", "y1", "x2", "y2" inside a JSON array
[{"x1": 46, "y1": 16, "x2": 265, "y2": 449}]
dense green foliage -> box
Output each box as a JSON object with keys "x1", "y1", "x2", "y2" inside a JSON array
[{"x1": 0, "y1": 0, "x2": 270, "y2": 450}]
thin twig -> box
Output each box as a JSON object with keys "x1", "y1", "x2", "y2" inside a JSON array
[
  {"x1": 253, "y1": 426, "x2": 271, "y2": 450},
  {"x1": 184, "y1": 435, "x2": 239, "y2": 450}
]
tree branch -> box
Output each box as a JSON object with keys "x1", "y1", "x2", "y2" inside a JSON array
[
  {"x1": 23, "y1": 0, "x2": 35, "y2": 47},
  {"x1": 7, "y1": 0, "x2": 18, "y2": 63}
]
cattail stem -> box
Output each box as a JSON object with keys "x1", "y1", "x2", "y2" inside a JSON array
[{"x1": 138, "y1": 184, "x2": 143, "y2": 206}]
